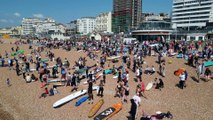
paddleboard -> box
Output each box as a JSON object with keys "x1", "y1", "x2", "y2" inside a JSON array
[
  {"x1": 53, "y1": 83, "x2": 65, "y2": 87},
  {"x1": 204, "y1": 61, "x2": 213, "y2": 67},
  {"x1": 53, "y1": 90, "x2": 87, "y2": 108},
  {"x1": 113, "y1": 76, "x2": 118, "y2": 79},
  {"x1": 88, "y1": 99, "x2": 104, "y2": 118},
  {"x1": 93, "y1": 86, "x2": 100, "y2": 94},
  {"x1": 107, "y1": 56, "x2": 121, "y2": 60},
  {"x1": 48, "y1": 79, "x2": 65, "y2": 83},
  {"x1": 75, "y1": 96, "x2": 89, "y2": 106},
  {"x1": 30, "y1": 68, "x2": 36, "y2": 71},
  {"x1": 146, "y1": 82, "x2": 153, "y2": 91},
  {"x1": 94, "y1": 102, "x2": 122, "y2": 120},
  {"x1": 96, "y1": 73, "x2": 103, "y2": 80},
  {"x1": 104, "y1": 69, "x2": 112, "y2": 74},
  {"x1": 113, "y1": 72, "x2": 119, "y2": 78},
  {"x1": 176, "y1": 54, "x2": 183, "y2": 58}
]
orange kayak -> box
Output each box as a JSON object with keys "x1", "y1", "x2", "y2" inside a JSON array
[
  {"x1": 94, "y1": 102, "x2": 122, "y2": 120},
  {"x1": 88, "y1": 99, "x2": 104, "y2": 118}
]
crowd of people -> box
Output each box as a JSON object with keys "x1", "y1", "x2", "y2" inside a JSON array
[{"x1": 0, "y1": 37, "x2": 212, "y2": 120}]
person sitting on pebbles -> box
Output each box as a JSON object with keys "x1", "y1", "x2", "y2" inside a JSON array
[
  {"x1": 25, "y1": 74, "x2": 31, "y2": 83},
  {"x1": 39, "y1": 87, "x2": 49, "y2": 98},
  {"x1": 154, "y1": 78, "x2": 164, "y2": 91}
]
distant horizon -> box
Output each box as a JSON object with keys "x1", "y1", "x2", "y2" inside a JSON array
[{"x1": 0, "y1": 0, "x2": 172, "y2": 28}]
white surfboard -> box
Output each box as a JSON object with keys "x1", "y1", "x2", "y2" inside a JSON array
[
  {"x1": 146, "y1": 82, "x2": 153, "y2": 91},
  {"x1": 53, "y1": 90, "x2": 87, "y2": 108},
  {"x1": 92, "y1": 86, "x2": 99, "y2": 90},
  {"x1": 48, "y1": 79, "x2": 65, "y2": 83},
  {"x1": 113, "y1": 76, "x2": 118, "y2": 79},
  {"x1": 107, "y1": 56, "x2": 121, "y2": 60},
  {"x1": 93, "y1": 86, "x2": 99, "y2": 94},
  {"x1": 30, "y1": 68, "x2": 36, "y2": 71}
]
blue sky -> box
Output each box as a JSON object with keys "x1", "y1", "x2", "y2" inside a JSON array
[{"x1": 0, "y1": 0, "x2": 172, "y2": 28}]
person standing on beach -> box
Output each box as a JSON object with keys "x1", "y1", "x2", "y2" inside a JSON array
[
  {"x1": 129, "y1": 99, "x2": 137, "y2": 120},
  {"x1": 123, "y1": 84, "x2": 130, "y2": 103},
  {"x1": 196, "y1": 63, "x2": 202, "y2": 83},
  {"x1": 132, "y1": 93, "x2": 141, "y2": 119},
  {"x1": 88, "y1": 79, "x2": 93, "y2": 104},
  {"x1": 97, "y1": 80, "x2": 104, "y2": 97},
  {"x1": 71, "y1": 74, "x2": 77, "y2": 92},
  {"x1": 179, "y1": 72, "x2": 185, "y2": 89},
  {"x1": 103, "y1": 72, "x2": 106, "y2": 84}
]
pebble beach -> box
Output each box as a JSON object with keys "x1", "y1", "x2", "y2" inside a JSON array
[{"x1": 0, "y1": 39, "x2": 212, "y2": 120}]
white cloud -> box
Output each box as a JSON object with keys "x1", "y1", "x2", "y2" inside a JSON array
[
  {"x1": 14, "y1": 12, "x2": 21, "y2": 17},
  {"x1": 0, "y1": 19, "x2": 8, "y2": 23},
  {"x1": 33, "y1": 13, "x2": 44, "y2": 18}
]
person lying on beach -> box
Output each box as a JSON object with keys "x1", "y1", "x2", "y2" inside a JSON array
[
  {"x1": 145, "y1": 65, "x2": 156, "y2": 75},
  {"x1": 141, "y1": 110, "x2": 173, "y2": 120}
]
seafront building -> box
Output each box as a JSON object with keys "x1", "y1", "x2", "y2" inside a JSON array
[
  {"x1": 112, "y1": 0, "x2": 142, "y2": 33},
  {"x1": 172, "y1": 0, "x2": 213, "y2": 30},
  {"x1": 77, "y1": 17, "x2": 96, "y2": 35},
  {"x1": 172, "y1": 0, "x2": 213, "y2": 41},
  {"x1": 142, "y1": 13, "x2": 171, "y2": 22},
  {"x1": 67, "y1": 20, "x2": 77, "y2": 35},
  {"x1": 21, "y1": 18, "x2": 42, "y2": 35},
  {"x1": 132, "y1": 20, "x2": 175, "y2": 42},
  {"x1": 95, "y1": 12, "x2": 112, "y2": 33}
]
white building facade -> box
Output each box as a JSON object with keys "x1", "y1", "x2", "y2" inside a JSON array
[
  {"x1": 95, "y1": 12, "x2": 112, "y2": 33},
  {"x1": 172, "y1": 0, "x2": 213, "y2": 30},
  {"x1": 22, "y1": 18, "x2": 42, "y2": 35},
  {"x1": 35, "y1": 18, "x2": 56, "y2": 34},
  {"x1": 77, "y1": 17, "x2": 96, "y2": 35}
]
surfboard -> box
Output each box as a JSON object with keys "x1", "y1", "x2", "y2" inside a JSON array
[
  {"x1": 107, "y1": 56, "x2": 121, "y2": 60},
  {"x1": 96, "y1": 73, "x2": 103, "y2": 80},
  {"x1": 146, "y1": 82, "x2": 153, "y2": 91},
  {"x1": 113, "y1": 76, "x2": 118, "y2": 79},
  {"x1": 176, "y1": 54, "x2": 183, "y2": 58},
  {"x1": 113, "y1": 72, "x2": 119, "y2": 78},
  {"x1": 75, "y1": 96, "x2": 89, "y2": 106},
  {"x1": 47, "y1": 79, "x2": 65, "y2": 83},
  {"x1": 204, "y1": 61, "x2": 213, "y2": 67},
  {"x1": 53, "y1": 83, "x2": 65, "y2": 87},
  {"x1": 88, "y1": 99, "x2": 104, "y2": 118},
  {"x1": 104, "y1": 69, "x2": 112, "y2": 74},
  {"x1": 94, "y1": 102, "x2": 122, "y2": 120},
  {"x1": 53, "y1": 90, "x2": 87, "y2": 108},
  {"x1": 30, "y1": 68, "x2": 36, "y2": 71}
]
